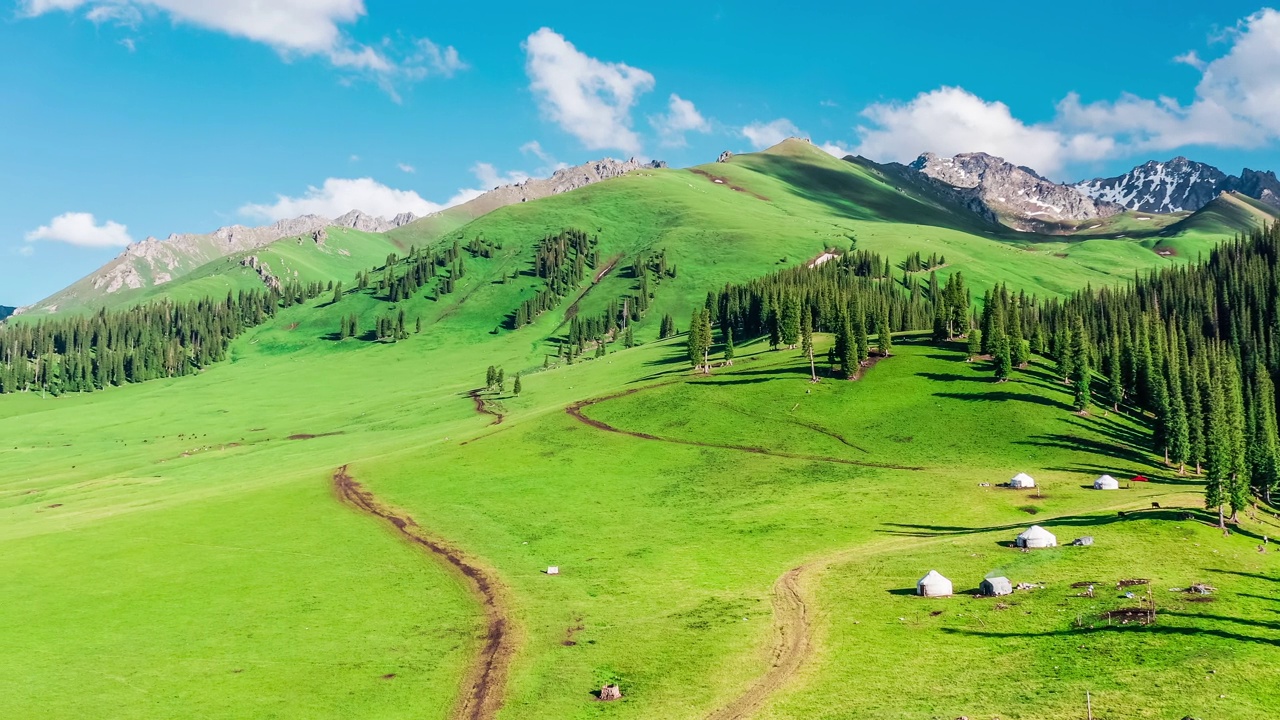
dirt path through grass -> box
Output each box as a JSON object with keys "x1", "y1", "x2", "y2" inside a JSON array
[
  {"x1": 333, "y1": 466, "x2": 515, "y2": 720},
  {"x1": 704, "y1": 497, "x2": 1165, "y2": 720},
  {"x1": 469, "y1": 389, "x2": 505, "y2": 425},
  {"x1": 565, "y1": 386, "x2": 924, "y2": 471}
]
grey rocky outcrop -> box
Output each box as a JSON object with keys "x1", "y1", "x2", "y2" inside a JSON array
[
  {"x1": 717, "y1": 151, "x2": 734, "y2": 163},
  {"x1": 1074, "y1": 158, "x2": 1280, "y2": 213},
  {"x1": 906, "y1": 152, "x2": 1124, "y2": 231}
]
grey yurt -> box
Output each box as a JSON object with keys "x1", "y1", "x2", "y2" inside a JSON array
[
  {"x1": 917, "y1": 570, "x2": 953, "y2": 597},
  {"x1": 1010, "y1": 472, "x2": 1036, "y2": 489},
  {"x1": 1093, "y1": 475, "x2": 1120, "y2": 490},
  {"x1": 980, "y1": 576, "x2": 1013, "y2": 596},
  {"x1": 1015, "y1": 525, "x2": 1057, "y2": 548}
]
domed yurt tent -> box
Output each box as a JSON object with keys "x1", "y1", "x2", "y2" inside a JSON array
[
  {"x1": 916, "y1": 570, "x2": 953, "y2": 597},
  {"x1": 1010, "y1": 472, "x2": 1036, "y2": 489},
  {"x1": 1015, "y1": 525, "x2": 1057, "y2": 549},
  {"x1": 1093, "y1": 475, "x2": 1120, "y2": 490}
]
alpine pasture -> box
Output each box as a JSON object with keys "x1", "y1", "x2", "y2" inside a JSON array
[{"x1": 3, "y1": 142, "x2": 1279, "y2": 719}]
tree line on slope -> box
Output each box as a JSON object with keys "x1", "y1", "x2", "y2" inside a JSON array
[
  {"x1": 688, "y1": 248, "x2": 946, "y2": 378},
  {"x1": 0, "y1": 291, "x2": 278, "y2": 395}
]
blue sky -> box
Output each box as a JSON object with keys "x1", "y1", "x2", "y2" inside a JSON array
[{"x1": 4, "y1": 0, "x2": 1280, "y2": 305}]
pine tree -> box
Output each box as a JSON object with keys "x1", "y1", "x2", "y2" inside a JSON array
[
  {"x1": 966, "y1": 328, "x2": 982, "y2": 362},
  {"x1": 1205, "y1": 359, "x2": 1231, "y2": 528},
  {"x1": 1054, "y1": 325, "x2": 1075, "y2": 383},
  {"x1": 988, "y1": 304, "x2": 1011, "y2": 381},
  {"x1": 835, "y1": 307, "x2": 854, "y2": 379},
  {"x1": 1251, "y1": 364, "x2": 1280, "y2": 502},
  {"x1": 802, "y1": 311, "x2": 817, "y2": 382},
  {"x1": 1225, "y1": 359, "x2": 1251, "y2": 521},
  {"x1": 688, "y1": 309, "x2": 709, "y2": 372},
  {"x1": 485, "y1": 365, "x2": 498, "y2": 390},
  {"x1": 932, "y1": 299, "x2": 947, "y2": 342},
  {"x1": 1072, "y1": 317, "x2": 1091, "y2": 412},
  {"x1": 1107, "y1": 334, "x2": 1124, "y2": 411},
  {"x1": 1009, "y1": 303, "x2": 1028, "y2": 367},
  {"x1": 852, "y1": 297, "x2": 869, "y2": 364},
  {"x1": 723, "y1": 327, "x2": 735, "y2": 366},
  {"x1": 332, "y1": 281, "x2": 343, "y2": 304},
  {"x1": 1166, "y1": 329, "x2": 1191, "y2": 472},
  {"x1": 876, "y1": 307, "x2": 893, "y2": 357},
  {"x1": 513, "y1": 374, "x2": 523, "y2": 396},
  {"x1": 780, "y1": 292, "x2": 801, "y2": 349}
]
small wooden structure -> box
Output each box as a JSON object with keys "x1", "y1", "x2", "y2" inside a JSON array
[{"x1": 599, "y1": 684, "x2": 622, "y2": 701}]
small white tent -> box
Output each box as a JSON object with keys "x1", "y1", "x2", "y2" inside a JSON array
[
  {"x1": 916, "y1": 570, "x2": 953, "y2": 597},
  {"x1": 1093, "y1": 475, "x2": 1120, "y2": 490},
  {"x1": 981, "y1": 576, "x2": 1013, "y2": 596},
  {"x1": 1010, "y1": 472, "x2": 1036, "y2": 489},
  {"x1": 1016, "y1": 525, "x2": 1057, "y2": 548}
]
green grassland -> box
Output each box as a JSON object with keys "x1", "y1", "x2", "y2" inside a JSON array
[
  {"x1": 3, "y1": 314, "x2": 1278, "y2": 718},
  {"x1": 4, "y1": 140, "x2": 1279, "y2": 719}
]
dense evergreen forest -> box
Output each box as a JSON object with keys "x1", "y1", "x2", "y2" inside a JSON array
[
  {"x1": 691, "y1": 227, "x2": 1280, "y2": 520},
  {"x1": 0, "y1": 291, "x2": 278, "y2": 395}
]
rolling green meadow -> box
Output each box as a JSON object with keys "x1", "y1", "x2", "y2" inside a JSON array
[{"x1": 4, "y1": 142, "x2": 1280, "y2": 719}]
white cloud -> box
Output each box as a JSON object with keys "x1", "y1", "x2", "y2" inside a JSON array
[
  {"x1": 852, "y1": 87, "x2": 1103, "y2": 176},
  {"x1": 407, "y1": 38, "x2": 467, "y2": 78},
  {"x1": 20, "y1": 1, "x2": 464, "y2": 99},
  {"x1": 741, "y1": 118, "x2": 801, "y2": 150},
  {"x1": 524, "y1": 28, "x2": 655, "y2": 154},
  {"x1": 849, "y1": 9, "x2": 1280, "y2": 176},
  {"x1": 820, "y1": 142, "x2": 856, "y2": 159},
  {"x1": 649, "y1": 94, "x2": 711, "y2": 147},
  {"x1": 240, "y1": 178, "x2": 442, "y2": 221},
  {"x1": 349, "y1": 154, "x2": 360, "y2": 162},
  {"x1": 397, "y1": 162, "x2": 416, "y2": 174},
  {"x1": 26, "y1": 212, "x2": 133, "y2": 248},
  {"x1": 471, "y1": 162, "x2": 529, "y2": 189}
]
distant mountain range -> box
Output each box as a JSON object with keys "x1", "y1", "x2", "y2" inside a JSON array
[
  {"x1": 1074, "y1": 158, "x2": 1280, "y2": 214},
  {"x1": 0, "y1": 306, "x2": 14, "y2": 321},
  {"x1": 22, "y1": 156, "x2": 658, "y2": 315},
  {"x1": 16, "y1": 144, "x2": 1280, "y2": 317},
  {"x1": 865, "y1": 152, "x2": 1280, "y2": 232}
]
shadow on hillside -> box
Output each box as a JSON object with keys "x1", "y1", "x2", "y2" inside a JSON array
[
  {"x1": 934, "y1": 391, "x2": 1068, "y2": 411},
  {"x1": 941, "y1": 623, "x2": 1280, "y2": 648},
  {"x1": 1016, "y1": 433, "x2": 1149, "y2": 467},
  {"x1": 916, "y1": 372, "x2": 991, "y2": 384},
  {"x1": 743, "y1": 154, "x2": 998, "y2": 236},
  {"x1": 1208, "y1": 569, "x2": 1279, "y2": 583},
  {"x1": 877, "y1": 507, "x2": 1203, "y2": 538}
]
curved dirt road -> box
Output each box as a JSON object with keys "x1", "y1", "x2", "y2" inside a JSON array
[
  {"x1": 333, "y1": 466, "x2": 515, "y2": 720},
  {"x1": 566, "y1": 387, "x2": 924, "y2": 471}
]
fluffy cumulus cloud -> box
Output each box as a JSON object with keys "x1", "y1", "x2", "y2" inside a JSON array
[
  {"x1": 240, "y1": 178, "x2": 442, "y2": 221},
  {"x1": 741, "y1": 118, "x2": 801, "y2": 150},
  {"x1": 26, "y1": 212, "x2": 133, "y2": 248},
  {"x1": 848, "y1": 9, "x2": 1280, "y2": 176},
  {"x1": 524, "y1": 28, "x2": 655, "y2": 154},
  {"x1": 649, "y1": 94, "x2": 711, "y2": 147},
  {"x1": 20, "y1": 0, "x2": 463, "y2": 98},
  {"x1": 240, "y1": 161, "x2": 540, "y2": 223},
  {"x1": 852, "y1": 87, "x2": 1112, "y2": 176}
]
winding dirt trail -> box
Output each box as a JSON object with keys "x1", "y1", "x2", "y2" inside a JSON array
[
  {"x1": 565, "y1": 386, "x2": 925, "y2": 471},
  {"x1": 469, "y1": 389, "x2": 505, "y2": 425},
  {"x1": 333, "y1": 466, "x2": 515, "y2": 720}
]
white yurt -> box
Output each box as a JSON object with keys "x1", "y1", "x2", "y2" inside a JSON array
[
  {"x1": 1093, "y1": 475, "x2": 1120, "y2": 490},
  {"x1": 1016, "y1": 525, "x2": 1058, "y2": 548},
  {"x1": 916, "y1": 570, "x2": 953, "y2": 597},
  {"x1": 1010, "y1": 472, "x2": 1036, "y2": 489}
]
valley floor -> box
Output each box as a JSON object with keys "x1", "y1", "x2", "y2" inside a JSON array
[{"x1": 3, "y1": 333, "x2": 1278, "y2": 719}]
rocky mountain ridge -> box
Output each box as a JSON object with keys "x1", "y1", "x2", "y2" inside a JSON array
[
  {"x1": 900, "y1": 152, "x2": 1125, "y2": 231},
  {"x1": 1073, "y1": 158, "x2": 1280, "y2": 213},
  {"x1": 25, "y1": 156, "x2": 662, "y2": 314}
]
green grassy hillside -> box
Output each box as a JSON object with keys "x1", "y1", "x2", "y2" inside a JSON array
[{"x1": 3, "y1": 140, "x2": 1277, "y2": 719}]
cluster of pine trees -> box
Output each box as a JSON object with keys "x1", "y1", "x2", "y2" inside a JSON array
[
  {"x1": 511, "y1": 230, "x2": 597, "y2": 329},
  {"x1": 902, "y1": 251, "x2": 945, "y2": 273},
  {"x1": 0, "y1": 291, "x2": 276, "y2": 395},
  {"x1": 703, "y1": 248, "x2": 937, "y2": 375},
  {"x1": 1029, "y1": 226, "x2": 1280, "y2": 521}
]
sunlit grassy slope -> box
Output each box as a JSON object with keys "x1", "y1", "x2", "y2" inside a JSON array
[{"x1": 3, "y1": 140, "x2": 1278, "y2": 719}]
